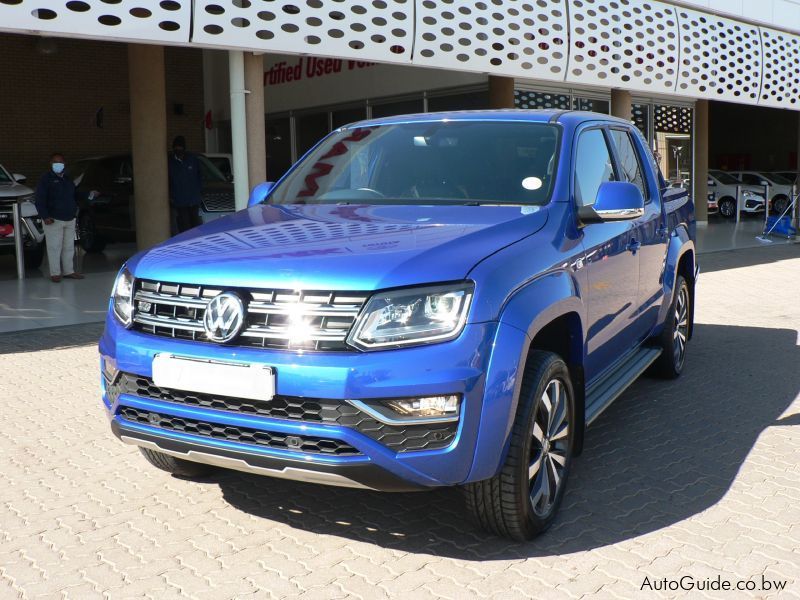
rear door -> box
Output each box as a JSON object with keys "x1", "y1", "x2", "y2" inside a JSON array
[
  {"x1": 608, "y1": 127, "x2": 666, "y2": 342},
  {"x1": 575, "y1": 126, "x2": 640, "y2": 383}
]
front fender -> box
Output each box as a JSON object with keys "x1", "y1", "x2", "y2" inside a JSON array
[
  {"x1": 657, "y1": 227, "x2": 695, "y2": 332},
  {"x1": 466, "y1": 269, "x2": 585, "y2": 482}
]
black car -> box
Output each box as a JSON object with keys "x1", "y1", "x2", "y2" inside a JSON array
[{"x1": 71, "y1": 154, "x2": 235, "y2": 252}]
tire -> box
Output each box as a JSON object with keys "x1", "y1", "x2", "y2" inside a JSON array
[
  {"x1": 139, "y1": 447, "x2": 217, "y2": 478},
  {"x1": 78, "y1": 213, "x2": 107, "y2": 253},
  {"x1": 718, "y1": 197, "x2": 736, "y2": 218},
  {"x1": 772, "y1": 195, "x2": 789, "y2": 216},
  {"x1": 464, "y1": 351, "x2": 576, "y2": 541},
  {"x1": 651, "y1": 275, "x2": 691, "y2": 379},
  {"x1": 23, "y1": 241, "x2": 45, "y2": 269}
]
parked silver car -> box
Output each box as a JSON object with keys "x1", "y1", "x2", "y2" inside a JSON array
[{"x1": 0, "y1": 164, "x2": 45, "y2": 268}]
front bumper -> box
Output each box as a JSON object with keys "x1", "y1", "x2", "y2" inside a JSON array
[{"x1": 100, "y1": 314, "x2": 524, "y2": 490}]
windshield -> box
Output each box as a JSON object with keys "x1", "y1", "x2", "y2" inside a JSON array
[
  {"x1": 762, "y1": 172, "x2": 792, "y2": 185},
  {"x1": 710, "y1": 170, "x2": 738, "y2": 185},
  {"x1": 197, "y1": 154, "x2": 228, "y2": 183},
  {"x1": 269, "y1": 121, "x2": 560, "y2": 206},
  {"x1": 0, "y1": 164, "x2": 11, "y2": 184}
]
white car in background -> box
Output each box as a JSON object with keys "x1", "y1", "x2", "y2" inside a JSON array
[
  {"x1": 0, "y1": 164, "x2": 46, "y2": 268},
  {"x1": 728, "y1": 171, "x2": 792, "y2": 215},
  {"x1": 708, "y1": 170, "x2": 766, "y2": 218}
]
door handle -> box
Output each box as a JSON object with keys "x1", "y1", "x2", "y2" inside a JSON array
[{"x1": 627, "y1": 238, "x2": 641, "y2": 253}]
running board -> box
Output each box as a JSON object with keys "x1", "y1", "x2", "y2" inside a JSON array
[{"x1": 585, "y1": 347, "x2": 662, "y2": 426}]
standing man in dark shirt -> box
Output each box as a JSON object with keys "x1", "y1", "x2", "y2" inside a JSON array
[
  {"x1": 168, "y1": 136, "x2": 203, "y2": 233},
  {"x1": 35, "y1": 152, "x2": 84, "y2": 282}
]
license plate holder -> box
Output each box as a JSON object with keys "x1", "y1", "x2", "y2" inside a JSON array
[{"x1": 152, "y1": 354, "x2": 275, "y2": 401}]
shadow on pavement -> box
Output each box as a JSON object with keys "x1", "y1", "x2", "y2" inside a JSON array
[
  {"x1": 699, "y1": 241, "x2": 799, "y2": 273},
  {"x1": 0, "y1": 322, "x2": 103, "y2": 355},
  {"x1": 217, "y1": 323, "x2": 800, "y2": 559}
]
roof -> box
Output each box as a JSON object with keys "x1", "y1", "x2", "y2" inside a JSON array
[{"x1": 343, "y1": 109, "x2": 631, "y2": 129}]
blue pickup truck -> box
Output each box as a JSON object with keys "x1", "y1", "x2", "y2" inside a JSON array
[{"x1": 100, "y1": 110, "x2": 696, "y2": 540}]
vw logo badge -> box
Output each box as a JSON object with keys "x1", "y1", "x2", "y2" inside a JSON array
[{"x1": 203, "y1": 292, "x2": 245, "y2": 343}]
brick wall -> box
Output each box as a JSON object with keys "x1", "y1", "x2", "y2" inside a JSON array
[{"x1": 0, "y1": 33, "x2": 204, "y2": 187}]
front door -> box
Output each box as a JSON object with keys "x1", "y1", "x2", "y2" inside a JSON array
[
  {"x1": 574, "y1": 127, "x2": 641, "y2": 383},
  {"x1": 608, "y1": 128, "x2": 667, "y2": 342}
]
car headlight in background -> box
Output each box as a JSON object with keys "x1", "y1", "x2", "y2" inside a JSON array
[
  {"x1": 112, "y1": 268, "x2": 135, "y2": 327},
  {"x1": 347, "y1": 282, "x2": 474, "y2": 350}
]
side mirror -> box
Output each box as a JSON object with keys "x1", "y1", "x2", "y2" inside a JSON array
[
  {"x1": 12, "y1": 173, "x2": 26, "y2": 184},
  {"x1": 707, "y1": 179, "x2": 715, "y2": 187},
  {"x1": 248, "y1": 181, "x2": 275, "y2": 207},
  {"x1": 760, "y1": 179, "x2": 769, "y2": 186},
  {"x1": 578, "y1": 181, "x2": 644, "y2": 223}
]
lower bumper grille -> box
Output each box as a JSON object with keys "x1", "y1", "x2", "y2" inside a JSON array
[
  {"x1": 118, "y1": 406, "x2": 361, "y2": 456},
  {"x1": 111, "y1": 373, "x2": 457, "y2": 453}
]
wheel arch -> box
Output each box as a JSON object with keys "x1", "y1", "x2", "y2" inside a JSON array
[{"x1": 467, "y1": 270, "x2": 587, "y2": 482}]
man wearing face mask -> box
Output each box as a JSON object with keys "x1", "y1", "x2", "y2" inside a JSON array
[
  {"x1": 34, "y1": 152, "x2": 84, "y2": 282},
  {"x1": 168, "y1": 135, "x2": 203, "y2": 233}
]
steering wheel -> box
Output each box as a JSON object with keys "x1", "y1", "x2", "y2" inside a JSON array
[{"x1": 355, "y1": 187, "x2": 385, "y2": 199}]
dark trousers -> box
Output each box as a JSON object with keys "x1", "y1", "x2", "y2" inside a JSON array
[{"x1": 175, "y1": 205, "x2": 202, "y2": 233}]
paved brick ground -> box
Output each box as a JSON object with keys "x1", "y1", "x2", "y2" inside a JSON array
[{"x1": 1, "y1": 244, "x2": 799, "y2": 599}]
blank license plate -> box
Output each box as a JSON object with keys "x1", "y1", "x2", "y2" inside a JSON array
[{"x1": 152, "y1": 354, "x2": 275, "y2": 401}]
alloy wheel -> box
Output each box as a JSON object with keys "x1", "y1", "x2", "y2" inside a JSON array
[
  {"x1": 673, "y1": 285, "x2": 689, "y2": 369},
  {"x1": 529, "y1": 378, "x2": 570, "y2": 517}
]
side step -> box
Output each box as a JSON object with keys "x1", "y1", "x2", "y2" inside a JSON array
[{"x1": 584, "y1": 347, "x2": 662, "y2": 426}]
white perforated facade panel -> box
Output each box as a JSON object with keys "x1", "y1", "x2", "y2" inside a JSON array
[
  {"x1": 759, "y1": 26, "x2": 800, "y2": 108},
  {"x1": 0, "y1": 0, "x2": 190, "y2": 43},
  {"x1": 192, "y1": 0, "x2": 412, "y2": 63},
  {"x1": 566, "y1": 0, "x2": 680, "y2": 93},
  {"x1": 675, "y1": 7, "x2": 762, "y2": 102},
  {"x1": 413, "y1": 0, "x2": 569, "y2": 79}
]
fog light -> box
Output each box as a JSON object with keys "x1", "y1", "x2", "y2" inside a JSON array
[{"x1": 385, "y1": 395, "x2": 459, "y2": 418}]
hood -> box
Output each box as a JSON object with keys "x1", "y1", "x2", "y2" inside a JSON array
[
  {"x1": 0, "y1": 181, "x2": 34, "y2": 200},
  {"x1": 129, "y1": 203, "x2": 549, "y2": 290}
]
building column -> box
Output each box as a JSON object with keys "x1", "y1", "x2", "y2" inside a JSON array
[
  {"x1": 229, "y1": 50, "x2": 249, "y2": 211},
  {"x1": 128, "y1": 44, "x2": 170, "y2": 250},
  {"x1": 488, "y1": 76, "x2": 515, "y2": 109},
  {"x1": 610, "y1": 89, "x2": 632, "y2": 121},
  {"x1": 244, "y1": 52, "x2": 267, "y2": 188},
  {"x1": 694, "y1": 99, "x2": 709, "y2": 223}
]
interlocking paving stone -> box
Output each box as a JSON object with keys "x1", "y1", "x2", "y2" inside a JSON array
[{"x1": 1, "y1": 243, "x2": 799, "y2": 598}]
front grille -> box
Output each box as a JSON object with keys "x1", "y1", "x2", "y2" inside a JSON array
[
  {"x1": 131, "y1": 279, "x2": 368, "y2": 351},
  {"x1": 201, "y1": 191, "x2": 234, "y2": 212},
  {"x1": 113, "y1": 373, "x2": 457, "y2": 452},
  {"x1": 118, "y1": 406, "x2": 361, "y2": 456}
]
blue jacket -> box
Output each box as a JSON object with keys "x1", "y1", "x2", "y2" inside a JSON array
[
  {"x1": 35, "y1": 171, "x2": 78, "y2": 221},
  {"x1": 168, "y1": 152, "x2": 203, "y2": 207}
]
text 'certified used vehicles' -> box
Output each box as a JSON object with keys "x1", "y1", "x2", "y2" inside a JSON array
[{"x1": 100, "y1": 111, "x2": 697, "y2": 541}]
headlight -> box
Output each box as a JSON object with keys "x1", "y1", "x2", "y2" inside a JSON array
[
  {"x1": 19, "y1": 194, "x2": 35, "y2": 204},
  {"x1": 112, "y1": 268, "x2": 135, "y2": 327},
  {"x1": 347, "y1": 282, "x2": 474, "y2": 350}
]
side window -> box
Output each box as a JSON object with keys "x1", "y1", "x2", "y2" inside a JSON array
[
  {"x1": 610, "y1": 129, "x2": 647, "y2": 201},
  {"x1": 741, "y1": 173, "x2": 760, "y2": 185},
  {"x1": 574, "y1": 128, "x2": 616, "y2": 207}
]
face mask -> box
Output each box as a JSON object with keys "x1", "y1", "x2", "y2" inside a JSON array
[{"x1": 52, "y1": 162, "x2": 65, "y2": 175}]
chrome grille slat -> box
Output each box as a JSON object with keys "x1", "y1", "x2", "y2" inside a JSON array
[{"x1": 132, "y1": 279, "x2": 367, "y2": 351}]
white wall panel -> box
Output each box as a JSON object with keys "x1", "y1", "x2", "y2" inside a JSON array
[
  {"x1": 759, "y1": 26, "x2": 800, "y2": 108},
  {"x1": 0, "y1": 0, "x2": 190, "y2": 43},
  {"x1": 192, "y1": 0, "x2": 413, "y2": 63},
  {"x1": 675, "y1": 7, "x2": 762, "y2": 102},
  {"x1": 413, "y1": 0, "x2": 569, "y2": 80},
  {"x1": 566, "y1": 0, "x2": 680, "y2": 94}
]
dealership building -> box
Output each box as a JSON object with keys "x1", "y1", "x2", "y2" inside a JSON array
[{"x1": 2, "y1": 0, "x2": 800, "y2": 254}]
